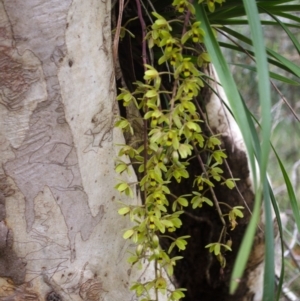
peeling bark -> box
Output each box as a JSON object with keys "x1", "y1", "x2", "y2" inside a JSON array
[{"x1": 0, "y1": 1, "x2": 154, "y2": 300}]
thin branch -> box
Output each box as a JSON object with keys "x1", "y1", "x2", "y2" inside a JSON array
[
  {"x1": 275, "y1": 274, "x2": 299, "y2": 301},
  {"x1": 184, "y1": 211, "x2": 213, "y2": 225},
  {"x1": 135, "y1": 0, "x2": 148, "y2": 67},
  {"x1": 135, "y1": 0, "x2": 149, "y2": 202},
  {"x1": 170, "y1": 4, "x2": 192, "y2": 125},
  {"x1": 217, "y1": 28, "x2": 300, "y2": 122},
  {"x1": 139, "y1": 0, "x2": 155, "y2": 66},
  {"x1": 191, "y1": 141, "x2": 227, "y2": 232},
  {"x1": 182, "y1": 5, "x2": 192, "y2": 36},
  {"x1": 195, "y1": 98, "x2": 253, "y2": 217},
  {"x1": 271, "y1": 80, "x2": 300, "y2": 122},
  {"x1": 113, "y1": 0, "x2": 125, "y2": 66},
  {"x1": 283, "y1": 239, "x2": 300, "y2": 271}
]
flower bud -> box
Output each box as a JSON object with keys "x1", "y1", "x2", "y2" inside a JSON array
[
  {"x1": 136, "y1": 244, "x2": 143, "y2": 256},
  {"x1": 152, "y1": 234, "x2": 159, "y2": 248}
]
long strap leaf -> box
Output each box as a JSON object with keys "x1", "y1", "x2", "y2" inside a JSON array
[
  {"x1": 195, "y1": 4, "x2": 261, "y2": 296},
  {"x1": 242, "y1": 2, "x2": 273, "y2": 299},
  {"x1": 196, "y1": 2, "x2": 274, "y2": 299}
]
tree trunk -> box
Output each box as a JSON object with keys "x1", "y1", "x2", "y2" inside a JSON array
[
  {"x1": 0, "y1": 1, "x2": 269, "y2": 301},
  {"x1": 0, "y1": 1, "x2": 149, "y2": 300}
]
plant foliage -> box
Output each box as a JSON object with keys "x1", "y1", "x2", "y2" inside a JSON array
[{"x1": 113, "y1": 0, "x2": 300, "y2": 300}]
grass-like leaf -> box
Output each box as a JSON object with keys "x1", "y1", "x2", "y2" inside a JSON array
[
  {"x1": 208, "y1": 1, "x2": 300, "y2": 21},
  {"x1": 261, "y1": 8, "x2": 300, "y2": 55},
  {"x1": 195, "y1": 3, "x2": 263, "y2": 296},
  {"x1": 196, "y1": 1, "x2": 279, "y2": 298},
  {"x1": 231, "y1": 63, "x2": 300, "y2": 85},
  {"x1": 219, "y1": 26, "x2": 300, "y2": 77},
  {"x1": 273, "y1": 147, "x2": 300, "y2": 233},
  {"x1": 268, "y1": 181, "x2": 285, "y2": 301},
  {"x1": 235, "y1": 0, "x2": 273, "y2": 297},
  {"x1": 219, "y1": 41, "x2": 295, "y2": 75}
]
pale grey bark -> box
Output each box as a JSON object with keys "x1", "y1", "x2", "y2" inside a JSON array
[{"x1": 0, "y1": 1, "x2": 151, "y2": 300}]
